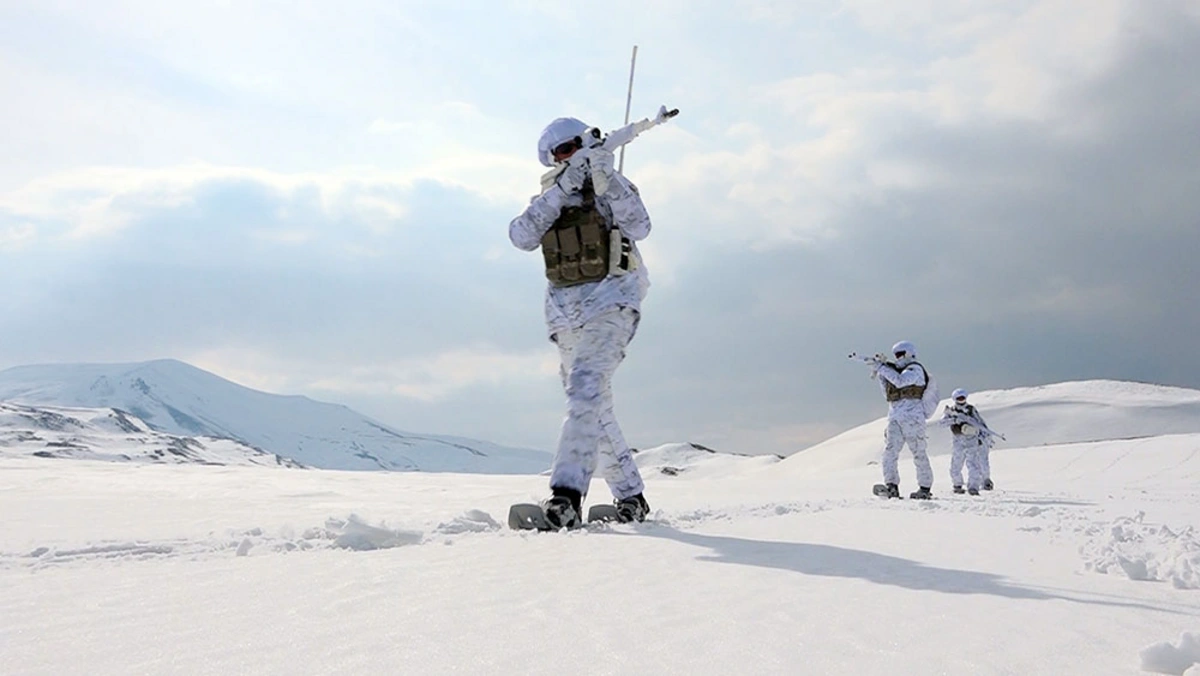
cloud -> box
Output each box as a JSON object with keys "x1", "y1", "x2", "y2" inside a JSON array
[
  {"x1": 595, "y1": 0, "x2": 1200, "y2": 453},
  {"x1": 1, "y1": 0, "x2": 1197, "y2": 456},
  {"x1": 0, "y1": 159, "x2": 573, "y2": 444},
  {"x1": 0, "y1": 165, "x2": 543, "y2": 347},
  {"x1": 0, "y1": 223, "x2": 36, "y2": 251},
  {"x1": 188, "y1": 344, "x2": 558, "y2": 403}
]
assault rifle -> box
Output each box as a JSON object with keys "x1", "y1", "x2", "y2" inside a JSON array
[
  {"x1": 848, "y1": 351, "x2": 896, "y2": 377},
  {"x1": 588, "y1": 105, "x2": 680, "y2": 155},
  {"x1": 848, "y1": 351, "x2": 893, "y2": 366},
  {"x1": 940, "y1": 410, "x2": 1007, "y2": 442},
  {"x1": 541, "y1": 106, "x2": 680, "y2": 195}
]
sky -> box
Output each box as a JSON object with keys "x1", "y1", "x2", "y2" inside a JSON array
[{"x1": 2, "y1": 0, "x2": 1199, "y2": 456}]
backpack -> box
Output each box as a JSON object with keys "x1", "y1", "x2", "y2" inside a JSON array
[{"x1": 920, "y1": 367, "x2": 940, "y2": 419}]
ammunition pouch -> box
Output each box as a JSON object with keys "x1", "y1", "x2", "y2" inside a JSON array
[
  {"x1": 541, "y1": 178, "x2": 631, "y2": 287},
  {"x1": 541, "y1": 204, "x2": 609, "y2": 287},
  {"x1": 883, "y1": 362, "x2": 928, "y2": 402}
]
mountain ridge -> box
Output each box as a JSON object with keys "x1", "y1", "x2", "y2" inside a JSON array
[
  {"x1": 0, "y1": 359, "x2": 551, "y2": 473},
  {"x1": 0, "y1": 400, "x2": 301, "y2": 467}
]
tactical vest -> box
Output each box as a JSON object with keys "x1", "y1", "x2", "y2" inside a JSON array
[
  {"x1": 950, "y1": 404, "x2": 976, "y2": 435},
  {"x1": 883, "y1": 362, "x2": 928, "y2": 402},
  {"x1": 541, "y1": 178, "x2": 610, "y2": 287}
]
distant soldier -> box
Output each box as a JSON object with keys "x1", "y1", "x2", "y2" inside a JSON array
[{"x1": 938, "y1": 388, "x2": 1000, "y2": 495}]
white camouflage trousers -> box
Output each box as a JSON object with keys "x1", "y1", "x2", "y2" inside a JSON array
[
  {"x1": 980, "y1": 438, "x2": 992, "y2": 483},
  {"x1": 548, "y1": 306, "x2": 645, "y2": 501},
  {"x1": 949, "y1": 436, "x2": 986, "y2": 490},
  {"x1": 882, "y1": 417, "x2": 933, "y2": 489}
]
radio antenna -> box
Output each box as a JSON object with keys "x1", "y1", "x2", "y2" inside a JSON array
[{"x1": 617, "y1": 45, "x2": 638, "y2": 175}]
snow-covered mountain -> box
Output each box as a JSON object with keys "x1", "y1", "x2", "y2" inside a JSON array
[
  {"x1": 781, "y1": 379, "x2": 1200, "y2": 475},
  {"x1": 0, "y1": 401, "x2": 301, "y2": 467},
  {"x1": 0, "y1": 359, "x2": 551, "y2": 473}
]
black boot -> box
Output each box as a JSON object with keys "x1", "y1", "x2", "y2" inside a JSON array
[
  {"x1": 968, "y1": 487, "x2": 980, "y2": 496},
  {"x1": 983, "y1": 479, "x2": 994, "y2": 491},
  {"x1": 910, "y1": 486, "x2": 933, "y2": 500},
  {"x1": 615, "y1": 493, "x2": 650, "y2": 523},
  {"x1": 544, "y1": 487, "x2": 582, "y2": 529},
  {"x1": 885, "y1": 483, "x2": 900, "y2": 499},
  {"x1": 952, "y1": 485, "x2": 965, "y2": 495}
]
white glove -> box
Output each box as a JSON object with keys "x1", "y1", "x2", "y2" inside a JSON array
[
  {"x1": 555, "y1": 155, "x2": 589, "y2": 195},
  {"x1": 587, "y1": 147, "x2": 616, "y2": 195},
  {"x1": 655, "y1": 105, "x2": 676, "y2": 124}
]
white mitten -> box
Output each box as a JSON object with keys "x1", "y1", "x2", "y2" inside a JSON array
[
  {"x1": 555, "y1": 155, "x2": 589, "y2": 195},
  {"x1": 587, "y1": 147, "x2": 616, "y2": 195}
]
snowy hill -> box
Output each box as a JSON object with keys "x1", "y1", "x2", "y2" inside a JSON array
[
  {"x1": 781, "y1": 380, "x2": 1200, "y2": 475},
  {"x1": 0, "y1": 401, "x2": 300, "y2": 467},
  {"x1": 0, "y1": 360, "x2": 551, "y2": 473},
  {"x1": 633, "y1": 441, "x2": 782, "y2": 478},
  {"x1": 1, "y1": 377, "x2": 1199, "y2": 674}
]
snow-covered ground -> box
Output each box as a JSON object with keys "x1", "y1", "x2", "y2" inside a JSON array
[{"x1": 2, "y1": 381, "x2": 1199, "y2": 675}]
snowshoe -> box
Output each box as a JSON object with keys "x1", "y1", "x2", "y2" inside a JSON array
[
  {"x1": 509, "y1": 487, "x2": 583, "y2": 531},
  {"x1": 952, "y1": 485, "x2": 965, "y2": 495},
  {"x1": 873, "y1": 483, "x2": 901, "y2": 499},
  {"x1": 909, "y1": 487, "x2": 933, "y2": 500},
  {"x1": 587, "y1": 504, "x2": 621, "y2": 523},
  {"x1": 508, "y1": 503, "x2": 554, "y2": 531}
]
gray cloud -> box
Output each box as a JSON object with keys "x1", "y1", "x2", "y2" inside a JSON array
[
  {"x1": 608, "y1": 2, "x2": 1200, "y2": 453},
  {"x1": 6, "y1": 177, "x2": 533, "y2": 344}
]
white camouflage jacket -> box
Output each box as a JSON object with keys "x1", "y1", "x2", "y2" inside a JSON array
[
  {"x1": 508, "y1": 173, "x2": 651, "y2": 340},
  {"x1": 877, "y1": 361, "x2": 929, "y2": 422}
]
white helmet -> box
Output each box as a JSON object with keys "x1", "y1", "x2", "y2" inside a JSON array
[
  {"x1": 537, "y1": 117, "x2": 591, "y2": 167},
  {"x1": 952, "y1": 388, "x2": 968, "y2": 402},
  {"x1": 891, "y1": 340, "x2": 916, "y2": 362}
]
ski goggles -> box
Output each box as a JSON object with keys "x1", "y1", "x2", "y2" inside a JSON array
[
  {"x1": 954, "y1": 396, "x2": 967, "y2": 404},
  {"x1": 893, "y1": 350, "x2": 907, "y2": 359},
  {"x1": 551, "y1": 138, "x2": 580, "y2": 160}
]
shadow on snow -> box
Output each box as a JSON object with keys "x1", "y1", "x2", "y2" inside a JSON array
[{"x1": 628, "y1": 525, "x2": 1187, "y2": 615}]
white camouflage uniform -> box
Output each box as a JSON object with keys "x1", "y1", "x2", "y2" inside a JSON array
[
  {"x1": 939, "y1": 403, "x2": 990, "y2": 491},
  {"x1": 877, "y1": 355, "x2": 934, "y2": 489},
  {"x1": 508, "y1": 118, "x2": 651, "y2": 501}
]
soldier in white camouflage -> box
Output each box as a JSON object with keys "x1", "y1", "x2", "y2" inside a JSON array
[
  {"x1": 938, "y1": 389, "x2": 997, "y2": 495},
  {"x1": 508, "y1": 115, "x2": 663, "y2": 528}
]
